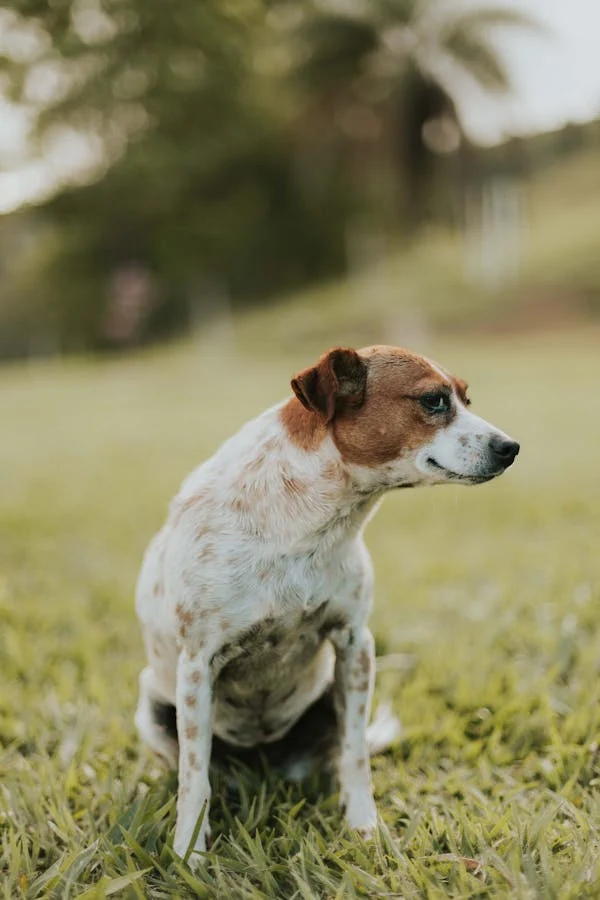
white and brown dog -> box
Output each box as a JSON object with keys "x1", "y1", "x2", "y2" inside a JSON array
[{"x1": 134, "y1": 345, "x2": 519, "y2": 861}]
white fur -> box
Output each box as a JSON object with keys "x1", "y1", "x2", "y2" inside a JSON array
[{"x1": 135, "y1": 378, "x2": 515, "y2": 863}]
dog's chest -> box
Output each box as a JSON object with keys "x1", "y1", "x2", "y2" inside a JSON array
[
  {"x1": 210, "y1": 601, "x2": 345, "y2": 746},
  {"x1": 214, "y1": 599, "x2": 343, "y2": 684}
]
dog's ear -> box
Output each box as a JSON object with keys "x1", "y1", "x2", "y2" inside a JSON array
[{"x1": 291, "y1": 348, "x2": 367, "y2": 422}]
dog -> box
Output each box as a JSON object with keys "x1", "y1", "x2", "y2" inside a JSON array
[{"x1": 134, "y1": 344, "x2": 519, "y2": 861}]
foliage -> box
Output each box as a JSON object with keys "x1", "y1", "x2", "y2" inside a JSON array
[
  {"x1": 0, "y1": 0, "x2": 534, "y2": 353},
  {"x1": 1, "y1": 314, "x2": 600, "y2": 896}
]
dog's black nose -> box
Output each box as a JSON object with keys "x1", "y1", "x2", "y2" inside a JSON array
[{"x1": 489, "y1": 435, "x2": 520, "y2": 468}]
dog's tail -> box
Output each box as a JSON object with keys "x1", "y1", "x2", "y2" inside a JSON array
[{"x1": 366, "y1": 701, "x2": 402, "y2": 756}]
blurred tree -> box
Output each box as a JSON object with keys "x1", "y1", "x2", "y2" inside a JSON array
[
  {"x1": 285, "y1": 0, "x2": 535, "y2": 223},
  {"x1": 0, "y1": 0, "x2": 533, "y2": 353}
]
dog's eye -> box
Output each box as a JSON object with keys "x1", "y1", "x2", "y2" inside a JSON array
[{"x1": 420, "y1": 392, "x2": 451, "y2": 413}]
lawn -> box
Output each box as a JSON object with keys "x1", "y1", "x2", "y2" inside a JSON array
[{"x1": 1, "y1": 319, "x2": 600, "y2": 898}]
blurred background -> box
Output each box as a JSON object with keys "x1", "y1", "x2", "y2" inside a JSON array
[
  {"x1": 0, "y1": 0, "x2": 599, "y2": 356},
  {"x1": 2, "y1": 4, "x2": 600, "y2": 892}
]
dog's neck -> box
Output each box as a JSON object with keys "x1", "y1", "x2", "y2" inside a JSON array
[{"x1": 223, "y1": 403, "x2": 385, "y2": 555}]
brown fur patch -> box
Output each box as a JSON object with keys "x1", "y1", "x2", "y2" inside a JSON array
[
  {"x1": 322, "y1": 460, "x2": 341, "y2": 480},
  {"x1": 185, "y1": 724, "x2": 199, "y2": 741},
  {"x1": 292, "y1": 347, "x2": 367, "y2": 420},
  {"x1": 171, "y1": 492, "x2": 207, "y2": 527},
  {"x1": 282, "y1": 345, "x2": 463, "y2": 467},
  {"x1": 453, "y1": 376, "x2": 470, "y2": 405},
  {"x1": 191, "y1": 669, "x2": 203, "y2": 684},
  {"x1": 280, "y1": 397, "x2": 327, "y2": 451},
  {"x1": 184, "y1": 694, "x2": 197, "y2": 708},
  {"x1": 244, "y1": 452, "x2": 266, "y2": 473},
  {"x1": 175, "y1": 603, "x2": 194, "y2": 628},
  {"x1": 197, "y1": 543, "x2": 215, "y2": 560},
  {"x1": 356, "y1": 647, "x2": 371, "y2": 675},
  {"x1": 281, "y1": 472, "x2": 307, "y2": 496},
  {"x1": 262, "y1": 436, "x2": 279, "y2": 454},
  {"x1": 332, "y1": 346, "x2": 455, "y2": 467}
]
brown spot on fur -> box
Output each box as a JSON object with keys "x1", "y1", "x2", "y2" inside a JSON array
[
  {"x1": 175, "y1": 604, "x2": 194, "y2": 628},
  {"x1": 262, "y1": 436, "x2": 279, "y2": 454},
  {"x1": 232, "y1": 495, "x2": 247, "y2": 513},
  {"x1": 188, "y1": 751, "x2": 199, "y2": 769},
  {"x1": 197, "y1": 543, "x2": 215, "y2": 560},
  {"x1": 280, "y1": 397, "x2": 327, "y2": 452},
  {"x1": 153, "y1": 580, "x2": 163, "y2": 598},
  {"x1": 356, "y1": 757, "x2": 366, "y2": 769},
  {"x1": 171, "y1": 492, "x2": 207, "y2": 527},
  {"x1": 191, "y1": 669, "x2": 203, "y2": 684},
  {"x1": 323, "y1": 460, "x2": 341, "y2": 480},
  {"x1": 195, "y1": 524, "x2": 210, "y2": 539},
  {"x1": 185, "y1": 723, "x2": 198, "y2": 740},
  {"x1": 178, "y1": 623, "x2": 187, "y2": 639},
  {"x1": 357, "y1": 647, "x2": 371, "y2": 675},
  {"x1": 281, "y1": 472, "x2": 307, "y2": 496},
  {"x1": 184, "y1": 694, "x2": 197, "y2": 708},
  {"x1": 221, "y1": 619, "x2": 231, "y2": 631},
  {"x1": 358, "y1": 703, "x2": 366, "y2": 716},
  {"x1": 244, "y1": 452, "x2": 266, "y2": 473}
]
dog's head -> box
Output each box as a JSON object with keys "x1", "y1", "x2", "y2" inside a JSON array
[{"x1": 289, "y1": 345, "x2": 519, "y2": 488}]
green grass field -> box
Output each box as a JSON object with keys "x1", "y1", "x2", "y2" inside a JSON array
[{"x1": 1, "y1": 317, "x2": 600, "y2": 898}]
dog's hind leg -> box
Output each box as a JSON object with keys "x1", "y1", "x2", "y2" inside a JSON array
[
  {"x1": 135, "y1": 666, "x2": 179, "y2": 769},
  {"x1": 259, "y1": 689, "x2": 401, "y2": 782}
]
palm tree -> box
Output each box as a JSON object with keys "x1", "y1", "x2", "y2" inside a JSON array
[{"x1": 273, "y1": 0, "x2": 537, "y2": 224}]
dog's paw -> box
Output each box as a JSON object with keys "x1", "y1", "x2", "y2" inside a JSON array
[
  {"x1": 342, "y1": 792, "x2": 377, "y2": 839},
  {"x1": 173, "y1": 824, "x2": 211, "y2": 864}
]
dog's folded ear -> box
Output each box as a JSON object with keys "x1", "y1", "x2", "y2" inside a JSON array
[{"x1": 291, "y1": 348, "x2": 367, "y2": 422}]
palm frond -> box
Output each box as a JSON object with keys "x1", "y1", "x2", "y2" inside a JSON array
[
  {"x1": 441, "y1": 27, "x2": 510, "y2": 91},
  {"x1": 440, "y1": 6, "x2": 541, "y2": 35}
]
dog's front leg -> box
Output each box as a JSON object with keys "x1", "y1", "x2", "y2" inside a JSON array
[
  {"x1": 173, "y1": 649, "x2": 212, "y2": 861},
  {"x1": 333, "y1": 625, "x2": 377, "y2": 837}
]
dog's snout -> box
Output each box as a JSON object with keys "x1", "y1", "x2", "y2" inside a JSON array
[{"x1": 489, "y1": 435, "x2": 520, "y2": 468}]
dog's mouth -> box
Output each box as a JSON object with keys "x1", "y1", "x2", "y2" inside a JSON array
[{"x1": 426, "y1": 457, "x2": 498, "y2": 485}]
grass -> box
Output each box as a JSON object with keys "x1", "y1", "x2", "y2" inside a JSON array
[{"x1": 1, "y1": 315, "x2": 600, "y2": 899}]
